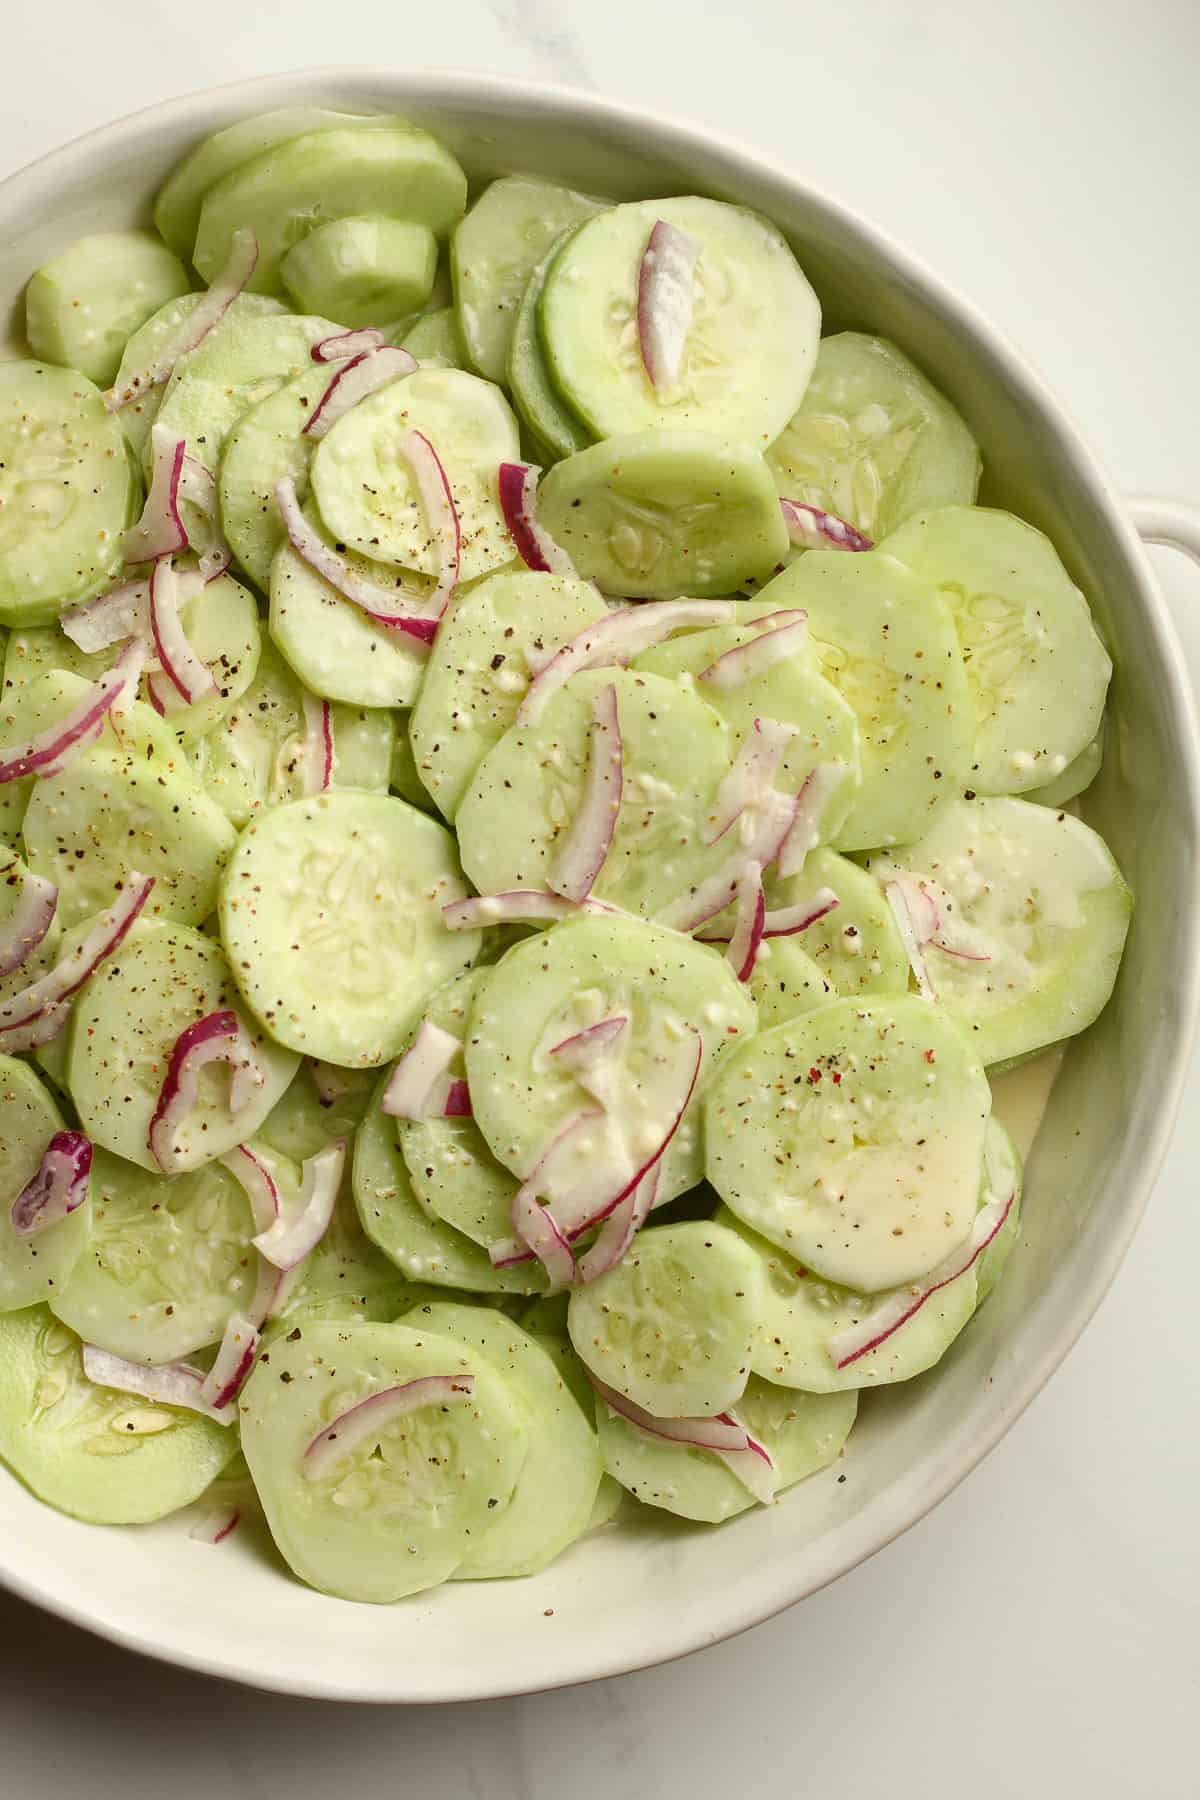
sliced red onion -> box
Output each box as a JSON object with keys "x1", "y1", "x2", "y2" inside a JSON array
[
  {"x1": 81, "y1": 1344, "x2": 231, "y2": 1422},
  {"x1": 705, "y1": 717, "x2": 797, "y2": 846},
  {"x1": 274, "y1": 475, "x2": 441, "y2": 641},
  {"x1": 252, "y1": 1140, "x2": 346, "y2": 1272},
  {"x1": 549, "y1": 1014, "x2": 629, "y2": 1066},
  {"x1": 124, "y1": 430, "x2": 188, "y2": 564},
  {"x1": 311, "y1": 328, "x2": 386, "y2": 364},
  {"x1": 441, "y1": 890, "x2": 621, "y2": 932},
  {"x1": 396, "y1": 428, "x2": 461, "y2": 617},
  {"x1": 219, "y1": 1143, "x2": 280, "y2": 1236},
  {"x1": 189, "y1": 1503, "x2": 241, "y2": 1545},
  {"x1": 725, "y1": 869, "x2": 766, "y2": 982},
  {"x1": 637, "y1": 219, "x2": 701, "y2": 394},
  {"x1": 0, "y1": 638, "x2": 146, "y2": 785},
  {"x1": 553, "y1": 682, "x2": 623, "y2": 902},
  {"x1": 576, "y1": 1160, "x2": 660, "y2": 1284},
  {"x1": 104, "y1": 228, "x2": 258, "y2": 412},
  {"x1": 303, "y1": 345, "x2": 417, "y2": 440},
  {"x1": 227, "y1": 1044, "x2": 265, "y2": 1115},
  {"x1": 443, "y1": 1078, "x2": 472, "y2": 1117},
  {"x1": 198, "y1": 1313, "x2": 261, "y2": 1411},
  {"x1": 300, "y1": 693, "x2": 334, "y2": 795},
  {"x1": 510, "y1": 1185, "x2": 577, "y2": 1290},
  {"x1": 62, "y1": 578, "x2": 151, "y2": 654},
  {"x1": 0, "y1": 863, "x2": 58, "y2": 979},
  {"x1": 301, "y1": 1375, "x2": 476, "y2": 1481},
  {"x1": 10, "y1": 1131, "x2": 92, "y2": 1236},
  {"x1": 148, "y1": 1010, "x2": 260, "y2": 1173},
  {"x1": 829, "y1": 1187, "x2": 1016, "y2": 1369},
  {"x1": 381, "y1": 1020, "x2": 461, "y2": 1120},
  {"x1": 308, "y1": 1059, "x2": 358, "y2": 1107},
  {"x1": 699, "y1": 885, "x2": 840, "y2": 946},
  {"x1": 492, "y1": 1109, "x2": 607, "y2": 1275},
  {"x1": 177, "y1": 455, "x2": 234, "y2": 583},
  {"x1": 878, "y1": 868, "x2": 992, "y2": 963},
  {"x1": 780, "y1": 498, "x2": 873, "y2": 553},
  {"x1": 498, "y1": 462, "x2": 579, "y2": 577},
  {"x1": 777, "y1": 762, "x2": 847, "y2": 879},
  {"x1": 589, "y1": 1373, "x2": 776, "y2": 1502},
  {"x1": 0, "y1": 872, "x2": 154, "y2": 1052},
  {"x1": 698, "y1": 612, "x2": 809, "y2": 692},
  {"x1": 884, "y1": 878, "x2": 936, "y2": 1002},
  {"x1": 659, "y1": 792, "x2": 796, "y2": 935},
  {"x1": 149, "y1": 557, "x2": 217, "y2": 705},
  {"x1": 517, "y1": 600, "x2": 739, "y2": 728}
]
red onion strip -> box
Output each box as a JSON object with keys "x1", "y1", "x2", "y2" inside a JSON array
[
  {"x1": 10, "y1": 1130, "x2": 92, "y2": 1236},
  {"x1": 576, "y1": 1160, "x2": 660, "y2": 1284},
  {"x1": 303, "y1": 345, "x2": 417, "y2": 440},
  {"x1": 705, "y1": 716, "x2": 797, "y2": 846},
  {"x1": 62, "y1": 579, "x2": 152, "y2": 654},
  {"x1": 300, "y1": 693, "x2": 334, "y2": 795},
  {"x1": 777, "y1": 762, "x2": 847, "y2": 879},
  {"x1": 274, "y1": 476, "x2": 440, "y2": 640},
  {"x1": 189, "y1": 1503, "x2": 241, "y2": 1545},
  {"x1": 252, "y1": 1140, "x2": 346, "y2": 1271},
  {"x1": 884, "y1": 879, "x2": 937, "y2": 1001},
  {"x1": 589, "y1": 1373, "x2": 776, "y2": 1502},
  {"x1": 698, "y1": 614, "x2": 809, "y2": 691},
  {"x1": 149, "y1": 558, "x2": 217, "y2": 705},
  {"x1": 699, "y1": 885, "x2": 840, "y2": 946},
  {"x1": 659, "y1": 792, "x2": 797, "y2": 935},
  {"x1": 510, "y1": 1186, "x2": 577, "y2": 1290},
  {"x1": 725, "y1": 869, "x2": 766, "y2": 982},
  {"x1": 396, "y1": 428, "x2": 460, "y2": 617},
  {"x1": 81, "y1": 1344, "x2": 232, "y2": 1422},
  {"x1": 443, "y1": 1078, "x2": 472, "y2": 1117},
  {"x1": 497, "y1": 462, "x2": 579, "y2": 576},
  {"x1": 0, "y1": 872, "x2": 154, "y2": 1051},
  {"x1": 302, "y1": 1375, "x2": 476, "y2": 1481},
  {"x1": 148, "y1": 1010, "x2": 251, "y2": 1173},
  {"x1": 780, "y1": 498, "x2": 873, "y2": 553},
  {"x1": 517, "y1": 600, "x2": 739, "y2": 728},
  {"x1": 177, "y1": 455, "x2": 234, "y2": 583},
  {"x1": 0, "y1": 862, "x2": 58, "y2": 979},
  {"x1": 549, "y1": 1014, "x2": 629, "y2": 1066},
  {"x1": 553, "y1": 682, "x2": 623, "y2": 902},
  {"x1": 198, "y1": 1313, "x2": 261, "y2": 1411},
  {"x1": 492, "y1": 1109, "x2": 607, "y2": 1274},
  {"x1": 381, "y1": 1020, "x2": 461, "y2": 1119},
  {"x1": 637, "y1": 219, "x2": 701, "y2": 394},
  {"x1": 878, "y1": 868, "x2": 992, "y2": 962},
  {"x1": 0, "y1": 638, "x2": 146, "y2": 784},
  {"x1": 311, "y1": 328, "x2": 386, "y2": 364},
  {"x1": 104, "y1": 229, "x2": 259, "y2": 412},
  {"x1": 219, "y1": 1144, "x2": 280, "y2": 1236},
  {"x1": 124, "y1": 430, "x2": 188, "y2": 564},
  {"x1": 830, "y1": 1188, "x2": 1016, "y2": 1369}
]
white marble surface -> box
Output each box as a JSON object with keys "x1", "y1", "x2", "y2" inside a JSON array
[{"x1": 2, "y1": 2, "x2": 1198, "y2": 1794}]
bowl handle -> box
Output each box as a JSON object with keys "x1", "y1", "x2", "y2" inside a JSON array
[{"x1": 1129, "y1": 497, "x2": 1200, "y2": 567}]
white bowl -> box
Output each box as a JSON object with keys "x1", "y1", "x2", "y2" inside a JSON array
[{"x1": 1, "y1": 68, "x2": 1198, "y2": 1704}]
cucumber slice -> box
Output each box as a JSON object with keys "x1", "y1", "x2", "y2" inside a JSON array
[
  {"x1": 540, "y1": 197, "x2": 820, "y2": 445},
  {"x1": 568, "y1": 1220, "x2": 764, "y2": 1417},
  {"x1": 508, "y1": 230, "x2": 594, "y2": 461},
  {"x1": 191, "y1": 638, "x2": 393, "y2": 828},
  {"x1": 879, "y1": 506, "x2": 1111, "y2": 795},
  {"x1": 389, "y1": 715, "x2": 436, "y2": 814},
  {"x1": 452, "y1": 175, "x2": 608, "y2": 385},
  {"x1": 193, "y1": 128, "x2": 468, "y2": 295},
  {"x1": 399, "y1": 307, "x2": 468, "y2": 369},
  {"x1": 0, "y1": 1056, "x2": 91, "y2": 1311},
  {"x1": 975, "y1": 1121, "x2": 1023, "y2": 1304},
  {"x1": 753, "y1": 551, "x2": 974, "y2": 851},
  {"x1": 281, "y1": 216, "x2": 437, "y2": 329},
  {"x1": 0, "y1": 1307, "x2": 236, "y2": 1525},
  {"x1": 408, "y1": 566, "x2": 608, "y2": 819},
  {"x1": 413, "y1": 1300, "x2": 602, "y2": 1579},
  {"x1": 256, "y1": 1061, "x2": 374, "y2": 1165},
  {"x1": 1027, "y1": 728, "x2": 1103, "y2": 809},
  {"x1": 766, "y1": 333, "x2": 980, "y2": 540},
  {"x1": 536, "y1": 431, "x2": 788, "y2": 599},
  {"x1": 872, "y1": 796, "x2": 1133, "y2": 1066},
  {"x1": 110, "y1": 292, "x2": 285, "y2": 459},
  {"x1": 274, "y1": 1155, "x2": 418, "y2": 1328},
  {"x1": 466, "y1": 911, "x2": 756, "y2": 1203},
  {"x1": 238, "y1": 1317, "x2": 526, "y2": 1601},
  {"x1": 354, "y1": 1073, "x2": 544, "y2": 1294},
  {"x1": 456, "y1": 667, "x2": 738, "y2": 923},
  {"x1": 268, "y1": 531, "x2": 428, "y2": 709},
  {"x1": 309, "y1": 366, "x2": 520, "y2": 582},
  {"x1": 153, "y1": 107, "x2": 401, "y2": 259},
  {"x1": 146, "y1": 569, "x2": 264, "y2": 742},
  {"x1": 595, "y1": 1375, "x2": 856, "y2": 1523},
  {"x1": 68, "y1": 917, "x2": 299, "y2": 1173},
  {"x1": 749, "y1": 939, "x2": 837, "y2": 1029},
  {"x1": 0, "y1": 362, "x2": 130, "y2": 626},
  {"x1": 219, "y1": 791, "x2": 480, "y2": 1067},
  {"x1": 396, "y1": 972, "x2": 517, "y2": 1248},
  {"x1": 218, "y1": 369, "x2": 319, "y2": 593},
  {"x1": 25, "y1": 231, "x2": 191, "y2": 388},
  {"x1": 705, "y1": 995, "x2": 992, "y2": 1292},
  {"x1": 49, "y1": 1150, "x2": 255, "y2": 1363}
]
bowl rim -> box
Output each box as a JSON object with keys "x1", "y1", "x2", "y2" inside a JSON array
[{"x1": 2, "y1": 64, "x2": 1198, "y2": 1704}]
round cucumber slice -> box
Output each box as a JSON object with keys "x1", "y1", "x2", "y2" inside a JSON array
[
  {"x1": 568, "y1": 1220, "x2": 764, "y2": 1417},
  {"x1": 309, "y1": 366, "x2": 520, "y2": 582},
  {"x1": 753, "y1": 551, "x2": 974, "y2": 851},
  {"x1": 761, "y1": 848, "x2": 911, "y2": 1000},
  {"x1": 0, "y1": 1056, "x2": 90, "y2": 1311},
  {"x1": 110, "y1": 292, "x2": 285, "y2": 459},
  {"x1": 975, "y1": 1121, "x2": 1023, "y2": 1304},
  {"x1": 354, "y1": 1073, "x2": 544, "y2": 1295},
  {"x1": 536, "y1": 431, "x2": 788, "y2": 599},
  {"x1": 68, "y1": 917, "x2": 299, "y2": 1173},
  {"x1": 389, "y1": 713, "x2": 436, "y2": 814},
  {"x1": 595, "y1": 1374, "x2": 856, "y2": 1522},
  {"x1": 1026, "y1": 727, "x2": 1103, "y2": 809},
  {"x1": 872, "y1": 796, "x2": 1133, "y2": 1066},
  {"x1": 540, "y1": 197, "x2": 820, "y2": 445},
  {"x1": 0, "y1": 1306, "x2": 236, "y2": 1525},
  {"x1": 400, "y1": 307, "x2": 468, "y2": 369},
  {"x1": 464, "y1": 907, "x2": 756, "y2": 1204},
  {"x1": 879, "y1": 506, "x2": 1111, "y2": 795},
  {"x1": 281, "y1": 215, "x2": 438, "y2": 329},
  {"x1": 749, "y1": 938, "x2": 836, "y2": 1029},
  {"x1": 219, "y1": 791, "x2": 480, "y2": 1067},
  {"x1": 452, "y1": 175, "x2": 608, "y2": 385},
  {"x1": 268, "y1": 532, "x2": 428, "y2": 709},
  {"x1": 239, "y1": 1317, "x2": 526, "y2": 1602},
  {"x1": 256, "y1": 1061, "x2": 374, "y2": 1166},
  {"x1": 49, "y1": 1150, "x2": 255, "y2": 1364},
  {"x1": 193, "y1": 127, "x2": 468, "y2": 295},
  {"x1": 408, "y1": 566, "x2": 608, "y2": 820},
  {"x1": 413, "y1": 1300, "x2": 602, "y2": 1579},
  {"x1": 766, "y1": 333, "x2": 980, "y2": 540},
  {"x1": 146, "y1": 569, "x2": 264, "y2": 742},
  {"x1": 219, "y1": 369, "x2": 320, "y2": 594},
  {"x1": 705, "y1": 995, "x2": 992, "y2": 1292},
  {"x1": 456, "y1": 667, "x2": 738, "y2": 923},
  {"x1": 25, "y1": 231, "x2": 191, "y2": 389},
  {"x1": 508, "y1": 229, "x2": 594, "y2": 461},
  {"x1": 0, "y1": 362, "x2": 130, "y2": 626}
]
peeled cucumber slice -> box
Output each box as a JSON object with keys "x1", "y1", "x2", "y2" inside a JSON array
[
  {"x1": 400, "y1": 307, "x2": 468, "y2": 369},
  {"x1": 109, "y1": 292, "x2": 285, "y2": 458},
  {"x1": 268, "y1": 532, "x2": 429, "y2": 711},
  {"x1": 0, "y1": 1056, "x2": 91, "y2": 1311},
  {"x1": 256, "y1": 1061, "x2": 374, "y2": 1166},
  {"x1": 218, "y1": 368, "x2": 320, "y2": 594},
  {"x1": 281, "y1": 215, "x2": 437, "y2": 329},
  {"x1": 508, "y1": 229, "x2": 593, "y2": 461},
  {"x1": 25, "y1": 231, "x2": 191, "y2": 388},
  {"x1": 756, "y1": 847, "x2": 910, "y2": 1001}
]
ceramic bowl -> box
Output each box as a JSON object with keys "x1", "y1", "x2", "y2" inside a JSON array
[{"x1": 1, "y1": 68, "x2": 1198, "y2": 1703}]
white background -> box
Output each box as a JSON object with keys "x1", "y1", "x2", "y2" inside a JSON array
[{"x1": 2, "y1": 2, "x2": 1198, "y2": 1794}]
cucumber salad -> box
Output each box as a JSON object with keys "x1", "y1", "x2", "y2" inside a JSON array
[{"x1": 0, "y1": 109, "x2": 1132, "y2": 1605}]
